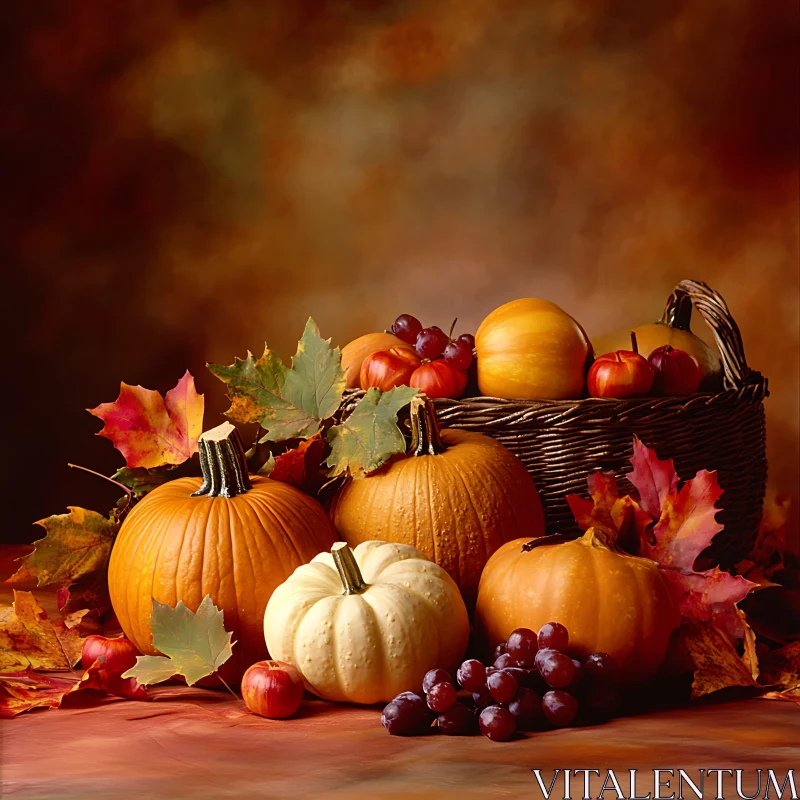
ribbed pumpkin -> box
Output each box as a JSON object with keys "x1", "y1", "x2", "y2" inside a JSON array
[
  {"x1": 591, "y1": 291, "x2": 722, "y2": 390},
  {"x1": 264, "y1": 541, "x2": 470, "y2": 704},
  {"x1": 474, "y1": 530, "x2": 680, "y2": 682},
  {"x1": 108, "y1": 422, "x2": 338, "y2": 684},
  {"x1": 475, "y1": 298, "x2": 592, "y2": 400},
  {"x1": 331, "y1": 395, "x2": 546, "y2": 608}
]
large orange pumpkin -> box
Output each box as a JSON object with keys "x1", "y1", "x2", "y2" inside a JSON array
[
  {"x1": 108, "y1": 422, "x2": 338, "y2": 684},
  {"x1": 474, "y1": 530, "x2": 680, "y2": 682},
  {"x1": 475, "y1": 298, "x2": 592, "y2": 400},
  {"x1": 331, "y1": 395, "x2": 546, "y2": 608},
  {"x1": 340, "y1": 332, "x2": 413, "y2": 389}
]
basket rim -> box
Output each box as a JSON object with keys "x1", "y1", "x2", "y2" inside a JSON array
[{"x1": 342, "y1": 378, "x2": 768, "y2": 413}]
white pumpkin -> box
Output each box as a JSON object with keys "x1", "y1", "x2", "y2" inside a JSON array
[{"x1": 263, "y1": 540, "x2": 470, "y2": 705}]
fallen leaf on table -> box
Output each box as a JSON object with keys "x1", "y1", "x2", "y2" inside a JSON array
[
  {"x1": 681, "y1": 620, "x2": 758, "y2": 698},
  {"x1": 627, "y1": 435, "x2": 678, "y2": 519},
  {"x1": 758, "y1": 641, "x2": 800, "y2": 690},
  {"x1": 266, "y1": 433, "x2": 327, "y2": 494},
  {"x1": 87, "y1": 370, "x2": 204, "y2": 469},
  {"x1": 56, "y1": 578, "x2": 112, "y2": 618},
  {"x1": 208, "y1": 319, "x2": 345, "y2": 442},
  {"x1": 645, "y1": 469, "x2": 724, "y2": 571},
  {"x1": 123, "y1": 595, "x2": 234, "y2": 686},
  {"x1": 0, "y1": 658, "x2": 147, "y2": 718},
  {"x1": 6, "y1": 507, "x2": 118, "y2": 589},
  {"x1": 326, "y1": 386, "x2": 418, "y2": 479},
  {"x1": 760, "y1": 688, "x2": 800, "y2": 705},
  {"x1": 0, "y1": 590, "x2": 84, "y2": 672}
]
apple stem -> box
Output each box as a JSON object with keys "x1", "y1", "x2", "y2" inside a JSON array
[
  {"x1": 448, "y1": 317, "x2": 458, "y2": 339},
  {"x1": 630, "y1": 331, "x2": 639, "y2": 355}
]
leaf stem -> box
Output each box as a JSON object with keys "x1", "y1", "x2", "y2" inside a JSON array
[
  {"x1": 68, "y1": 463, "x2": 133, "y2": 501},
  {"x1": 216, "y1": 673, "x2": 239, "y2": 701}
]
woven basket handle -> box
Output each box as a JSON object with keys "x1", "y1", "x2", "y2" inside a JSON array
[{"x1": 663, "y1": 279, "x2": 754, "y2": 390}]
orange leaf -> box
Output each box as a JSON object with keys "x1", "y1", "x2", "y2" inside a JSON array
[
  {"x1": 0, "y1": 590, "x2": 84, "y2": 672},
  {"x1": 268, "y1": 434, "x2": 327, "y2": 495},
  {"x1": 627, "y1": 436, "x2": 678, "y2": 519},
  {"x1": 0, "y1": 660, "x2": 147, "y2": 718},
  {"x1": 681, "y1": 620, "x2": 758, "y2": 698},
  {"x1": 646, "y1": 469, "x2": 724, "y2": 571},
  {"x1": 87, "y1": 371, "x2": 204, "y2": 469},
  {"x1": 758, "y1": 642, "x2": 800, "y2": 690}
]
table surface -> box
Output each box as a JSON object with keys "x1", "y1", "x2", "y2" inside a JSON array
[{"x1": 2, "y1": 547, "x2": 799, "y2": 800}]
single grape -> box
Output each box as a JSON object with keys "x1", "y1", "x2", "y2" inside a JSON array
[
  {"x1": 392, "y1": 314, "x2": 422, "y2": 345},
  {"x1": 585, "y1": 684, "x2": 620, "y2": 721},
  {"x1": 381, "y1": 692, "x2": 432, "y2": 736},
  {"x1": 534, "y1": 648, "x2": 557, "y2": 672},
  {"x1": 471, "y1": 685, "x2": 495, "y2": 710},
  {"x1": 479, "y1": 705, "x2": 517, "y2": 742},
  {"x1": 583, "y1": 653, "x2": 618, "y2": 683},
  {"x1": 506, "y1": 627, "x2": 538, "y2": 667},
  {"x1": 538, "y1": 651, "x2": 576, "y2": 689},
  {"x1": 422, "y1": 668, "x2": 451, "y2": 694},
  {"x1": 493, "y1": 642, "x2": 508, "y2": 661},
  {"x1": 493, "y1": 653, "x2": 516, "y2": 670},
  {"x1": 538, "y1": 622, "x2": 569, "y2": 652},
  {"x1": 415, "y1": 327, "x2": 450, "y2": 360},
  {"x1": 501, "y1": 666, "x2": 529, "y2": 688},
  {"x1": 487, "y1": 670, "x2": 519, "y2": 705},
  {"x1": 542, "y1": 690, "x2": 579, "y2": 728},
  {"x1": 457, "y1": 659, "x2": 487, "y2": 692},
  {"x1": 443, "y1": 339, "x2": 473, "y2": 371},
  {"x1": 508, "y1": 688, "x2": 542, "y2": 730},
  {"x1": 456, "y1": 333, "x2": 475, "y2": 349},
  {"x1": 427, "y1": 681, "x2": 457, "y2": 712},
  {"x1": 437, "y1": 701, "x2": 476, "y2": 736}
]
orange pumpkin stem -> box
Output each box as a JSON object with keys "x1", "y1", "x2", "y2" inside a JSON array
[
  {"x1": 331, "y1": 542, "x2": 367, "y2": 595},
  {"x1": 409, "y1": 395, "x2": 446, "y2": 457},
  {"x1": 193, "y1": 422, "x2": 252, "y2": 499}
]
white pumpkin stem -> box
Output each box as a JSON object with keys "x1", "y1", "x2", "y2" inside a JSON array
[
  {"x1": 193, "y1": 422, "x2": 252, "y2": 499},
  {"x1": 331, "y1": 542, "x2": 367, "y2": 595},
  {"x1": 409, "y1": 395, "x2": 446, "y2": 457}
]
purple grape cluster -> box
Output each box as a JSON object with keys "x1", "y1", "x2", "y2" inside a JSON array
[
  {"x1": 380, "y1": 622, "x2": 620, "y2": 742},
  {"x1": 392, "y1": 314, "x2": 475, "y2": 369}
]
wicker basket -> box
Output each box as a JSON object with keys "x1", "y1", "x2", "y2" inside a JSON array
[{"x1": 343, "y1": 280, "x2": 768, "y2": 568}]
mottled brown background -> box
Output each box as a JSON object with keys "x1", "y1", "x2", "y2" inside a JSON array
[{"x1": 4, "y1": 0, "x2": 798, "y2": 544}]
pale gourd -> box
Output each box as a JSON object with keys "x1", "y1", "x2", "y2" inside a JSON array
[{"x1": 264, "y1": 541, "x2": 470, "y2": 705}]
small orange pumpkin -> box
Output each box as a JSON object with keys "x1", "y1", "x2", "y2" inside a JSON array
[
  {"x1": 108, "y1": 422, "x2": 338, "y2": 684},
  {"x1": 474, "y1": 530, "x2": 680, "y2": 682},
  {"x1": 332, "y1": 395, "x2": 546, "y2": 608}
]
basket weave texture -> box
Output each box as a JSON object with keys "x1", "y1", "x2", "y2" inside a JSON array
[{"x1": 343, "y1": 281, "x2": 768, "y2": 568}]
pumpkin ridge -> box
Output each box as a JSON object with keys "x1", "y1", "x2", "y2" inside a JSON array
[
  {"x1": 142, "y1": 493, "x2": 197, "y2": 651},
  {"x1": 423, "y1": 457, "x2": 440, "y2": 582},
  {"x1": 477, "y1": 451, "x2": 529, "y2": 540},
  {"x1": 443, "y1": 451, "x2": 487, "y2": 597},
  {"x1": 224, "y1": 497, "x2": 249, "y2": 660},
  {"x1": 252, "y1": 484, "x2": 313, "y2": 569}
]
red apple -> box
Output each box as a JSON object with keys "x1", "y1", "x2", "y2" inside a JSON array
[
  {"x1": 588, "y1": 334, "x2": 654, "y2": 399},
  {"x1": 409, "y1": 360, "x2": 467, "y2": 399},
  {"x1": 361, "y1": 348, "x2": 420, "y2": 391},
  {"x1": 81, "y1": 635, "x2": 139, "y2": 674},
  {"x1": 241, "y1": 660, "x2": 305, "y2": 719},
  {"x1": 648, "y1": 345, "x2": 702, "y2": 396}
]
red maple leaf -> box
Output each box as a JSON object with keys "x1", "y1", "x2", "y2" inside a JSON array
[
  {"x1": 627, "y1": 435, "x2": 678, "y2": 519},
  {"x1": 268, "y1": 434, "x2": 327, "y2": 495},
  {"x1": 87, "y1": 371, "x2": 204, "y2": 469}
]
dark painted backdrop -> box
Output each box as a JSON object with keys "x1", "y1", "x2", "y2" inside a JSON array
[{"x1": 4, "y1": 0, "x2": 798, "y2": 544}]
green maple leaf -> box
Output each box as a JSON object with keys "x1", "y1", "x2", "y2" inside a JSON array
[
  {"x1": 326, "y1": 386, "x2": 418, "y2": 479},
  {"x1": 207, "y1": 346, "x2": 288, "y2": 426},
  {"x1": 7, "y1": 507, "x2": 118, "y2": 589},
  {"x1": 111, "y1": 466, "x2": 178, "y2": 498},
  {"x1": 122, "y1": 595, "x2": 234, "y2": 686},
  {"x1": 207, "y1": 318, "x2": 345, "y2": 441}
]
